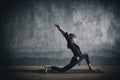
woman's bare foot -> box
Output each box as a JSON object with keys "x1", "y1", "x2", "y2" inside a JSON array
[
  {"x1": 44, "y1": 66, "x2": 48, "y2": 73},
  {"x1": 88, "y1": 64, "x2": 97, "y2": 71},
  {"x1": 44, "y1": 65, "x2": 51, "y2": 73}
]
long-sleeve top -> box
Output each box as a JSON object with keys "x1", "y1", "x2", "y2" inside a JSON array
[{"x1": 63, "y1": 32, "x2": 82, "y2": 57}]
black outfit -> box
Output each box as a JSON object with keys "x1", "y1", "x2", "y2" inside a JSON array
[{"x1": 51, "y1": 32, "x2": 90, "y2": 73}]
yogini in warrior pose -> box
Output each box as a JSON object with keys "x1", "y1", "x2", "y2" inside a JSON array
[{"x1": 44, "y1": 24, "x2": 97, "y2": 73}]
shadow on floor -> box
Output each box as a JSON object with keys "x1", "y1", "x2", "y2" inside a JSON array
[{"x1": 6, "y1": 69, "x2": 104, "y2": 74}]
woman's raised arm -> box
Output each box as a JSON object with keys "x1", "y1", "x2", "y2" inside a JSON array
[{"x1": 55, "y1": 24, "x2": 66, "y2": 36}]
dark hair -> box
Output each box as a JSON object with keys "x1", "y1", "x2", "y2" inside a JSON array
[{"x1": 69, "y1": 33, "x2": 77, "y2": 39}]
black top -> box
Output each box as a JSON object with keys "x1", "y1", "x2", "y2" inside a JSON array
[{"x1": 63, "y1": 32, "x2": 82, "y2": 57}]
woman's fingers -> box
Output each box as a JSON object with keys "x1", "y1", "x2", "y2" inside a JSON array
[{"x1": 55, "y1": 24, "x2": 59, "y2": 28}]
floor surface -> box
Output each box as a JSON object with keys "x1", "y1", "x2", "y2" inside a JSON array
[{"x1": 1, "y1": 66, "x2": 120, "y2": 80}]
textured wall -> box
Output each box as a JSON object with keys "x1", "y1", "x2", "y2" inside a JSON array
[{"x1": 0, "y1": 0, "x2": 120, "y2": 66}]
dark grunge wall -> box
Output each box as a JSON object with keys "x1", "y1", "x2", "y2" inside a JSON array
[{"x1": 0, "y1": 0, "x2": 120, "y2": 66}]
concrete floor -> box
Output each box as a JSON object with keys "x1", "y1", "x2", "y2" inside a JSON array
[{"x1": 1, "y1": 66, "x2": 120, "y2": 80}]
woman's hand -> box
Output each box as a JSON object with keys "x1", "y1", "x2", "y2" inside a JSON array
[
  {"x1": 77, "y1": 57, "x2": 80, "y2": 60},
  {"x1": 55, "y1": 24, "x2": 65, "y2": 35},
  {"x1": 55, "y1": 24, "x2": 60, "y2": 29},
  {"x1": 74, "y1": 56, "x2": 80, "y2": 60}
]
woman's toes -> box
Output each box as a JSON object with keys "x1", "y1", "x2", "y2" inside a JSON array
[{"x1": 44, "y1": 66, "x2": 48, "y2": 73}]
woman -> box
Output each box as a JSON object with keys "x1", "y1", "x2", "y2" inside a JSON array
[{"x1": 44, "y1": 24, "x2": 97, "y2": 73}]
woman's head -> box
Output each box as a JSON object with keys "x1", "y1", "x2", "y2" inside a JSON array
[{"x1": 69, "y1": 33, "x2": 77, "y2": 43}]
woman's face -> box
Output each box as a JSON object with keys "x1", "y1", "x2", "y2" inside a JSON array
[{"x1": 71, "y1": 37, "x2": 77, "y2": 43}]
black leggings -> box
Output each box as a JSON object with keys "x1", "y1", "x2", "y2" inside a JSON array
[{"x1": 51, "y1": 54, "x2": 90, "y2": 73}]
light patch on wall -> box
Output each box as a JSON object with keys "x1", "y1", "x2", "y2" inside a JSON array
[{"x1": 72, "y1": 2, "x2": 115, "y2": 48}]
